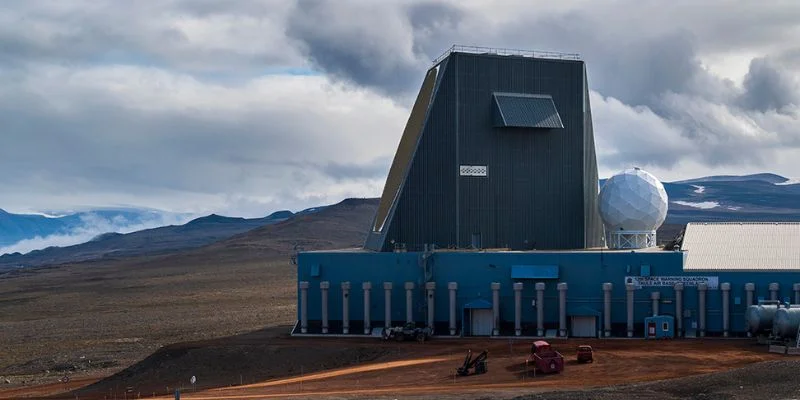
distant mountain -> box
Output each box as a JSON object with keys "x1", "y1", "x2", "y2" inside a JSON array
[
  {"x1": 0, "y1": 210, "x2": 295, "y2": 268},
  {"x1": 661, "y1": 174, "x2": 800, "y2": 225},
  {"x1": 672, "y1": 173, "x2": 790, "y2": 185},
  {"x1": 3, "y1": 173, "x2": 799, "y2": 271},
  {"x1": 171, "y1": 198, "x2": 379, "y2": 264},
  {"x1": 0, "y1": 208, "x2": 187, "y2": 248}
]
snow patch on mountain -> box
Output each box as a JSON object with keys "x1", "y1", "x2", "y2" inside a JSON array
[
  {"x1": 691, "y1": 185, "x2": 706, "y2": 194},
  {"x1": 673, "y1": 201, "x2": 720, "y2": 209},
  {"x1": 775, "y1": 178, "x2": 800, "y2": 186}
]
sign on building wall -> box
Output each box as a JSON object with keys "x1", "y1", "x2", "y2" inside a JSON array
[
  {"x1": 460, "y1": 165, "x2": 487, "y2": 176},
  {"x1": 625, "y1": 276, "x2": 719, "y2": 290}
]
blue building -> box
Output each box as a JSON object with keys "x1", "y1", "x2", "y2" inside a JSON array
[{"x1": 295, "y1": 46, "x2": 800, "y2": 339}]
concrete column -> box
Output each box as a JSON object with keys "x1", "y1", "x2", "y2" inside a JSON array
[
  {"x1": 426, "y1": 282, "x2": 436, "y2": 332},
  {"x1": 320, "y1": 281, "x2": 330, "y2": 334},
  {"x1": 535, "y1": 282, "x2": 545, "y2": 336},
  {"x1": 405, "y1": 282, "x2": 415, "y2": 324},
  {"x1": 341, "y1": 281, "x2": 351, "y2": 334},
  {"x1": 674, "y1": 283, "x2": 684, "y2": 337},
  {"x1": 794, "y1": 283, "x2": 800, "y2": 305},
  {"x1": 448, "y1": 282, "x2": 458, "y2": 335},
  {"x1": 299, "y1": 281, "x2": 309, "y2": 334},
  {"x1": 557, "y1": 283, "x2": 568, "y2": 337},
  {"x1": 721, "y1": 282, "x2": 730, "y2": 337},
  {"x1": 514, "y1": 282, "x2": 523, "y2": 336},
  {"x1": 626, "y1": 283, "x2": 635, "y2": 337},
  {"x1": 651, "y1": 291, "x2": 661, "y2": 316},
  {"x1": 383, "y1": 282, "x2": 392, "y2": 328},
  {"x1": 603, "y1": 283, "x2": 613, "y2": 337},
  {"x1": 769, "y1": 282, "x2": 780, "y2": 301},
  {"x1": 491, "y1": 282, "x2": 501, "y2": 336},
  {"x1": 363, "y1": 282, "x2": 372, "y2": 335},
  {"x1": 745, "y1": 283, "x2": 754, "y2": 337},
  {"x1": 698, "y1": 282, "x2": 707, "y2": 337}
]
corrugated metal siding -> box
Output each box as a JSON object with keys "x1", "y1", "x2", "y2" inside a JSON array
[
  {"x1": 493, "y1": 93, "x2": 564, "y2": 128},
  {"x1": 682, "y1": 222, "x2": 800, "y2": 271},
  {"x1": 375, "y1": 52, "x2": 601, "y2": 251},
  {"x1": 582, "y1": 66, "x2": 605, "y2": 247}
]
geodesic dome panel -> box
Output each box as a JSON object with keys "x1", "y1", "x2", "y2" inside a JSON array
[{"x1": 598, "y1": 168, "x2": 668, "y2": 232}]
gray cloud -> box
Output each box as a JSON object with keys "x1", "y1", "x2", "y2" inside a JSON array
[
  {"x1": 739, "y1": 57, "x2": 800, "y2": 112},
  {"x1": 1, "y1": 0, "x2": 800, "y2": 234}
]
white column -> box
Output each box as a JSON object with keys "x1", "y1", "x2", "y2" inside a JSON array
[
  {"x1": 426, "y1": 282, "x2": 436, "y2": 332},
  {"x1": 383, "y1": 282, "x2": 393, "y2": 328},
  {"x1": 341, "y1": 281, "x2": 351, "y2": 334},
  {"x1": 514, "y1": 282, "x2": 523, "y2": 336},
  {"x1": 448, "y1": 282, "x2": 458, "y2": 336},
  {"x1": 491, "y1": 282, "x2": 501, "y2": 336},
  {"x1": 698, "y1": 282, "x2": 707, "y2": 337},
  {"x1": 603, "y1": 283, "x2": 612, "y2": 337},
  {"x1": 363, "y1": 282, "x2": 372, "y2": 335},
  {"x1": 557, "y1": 283, "x2": 568, "y2": 337},
  {"x1": 769, "y1": 282, "x2": 780, "y2": 301},
  {"x1": 405, "y1": 282, "x2": 415, "y2": 324},
  {"x1": 535, "y1": 282, "x2": 545, "y2": 336},
  {"x1": 299, "y1": 281, "x2": 309, "y2": 334},
  {"x1": 626, "y1": 283, "x2": 635, "y2": 338},
  {"x1": 651, "y1": 291, "x2": 660, "y2": 316},
  {"x1": 674, "y1": 283, "x2": 684, "y2": 337},
  {"x1": 745, "y1": 283, "x2": 754, "y2": 337},
  {"x1": 721, "y1": 282, "x2": 730, "y2": 337},
  {"x1": 794, "y1": 283, "x2": 800, "y2": 305},
  {"x1": 320, "y1": 281, "x2": 330, "y2": 334}
]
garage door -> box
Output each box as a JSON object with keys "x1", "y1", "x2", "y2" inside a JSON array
[
  {"x1": 571, "y1": 316, "x2": 597, "y2": 338},
  {"x1": 471, "y1": 309, "x2": 493, "y2": 336}
]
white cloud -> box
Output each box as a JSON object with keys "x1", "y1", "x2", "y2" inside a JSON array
[
  {"x1": 0, "y1": 62, "x2": 407, "y2": 216},
  {"x1": 2, "y1": 0, "x2": 800, "y2": 222},
  {"x1": 0, "y1": 212, "x2": 193, "y2": 255}
]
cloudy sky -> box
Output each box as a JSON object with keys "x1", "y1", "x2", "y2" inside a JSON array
[{"x1": 2, "y1": 0, "x2": 800, "y2": 218}]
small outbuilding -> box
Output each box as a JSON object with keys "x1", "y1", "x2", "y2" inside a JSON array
[{"x1": 645, "y1": 315, "x2": 675, "y2": 339}]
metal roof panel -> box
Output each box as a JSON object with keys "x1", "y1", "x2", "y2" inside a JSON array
[{"x1": 682, "y1": 222, "x2": 800, "y2": 271}]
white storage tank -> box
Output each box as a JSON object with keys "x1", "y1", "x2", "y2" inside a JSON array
[
  {"x1": 772, "y1": 307, "x2": 800, "y2": 338},
  {"x1": 745, "y1": 304, "x2": 779, "y2": 335}
]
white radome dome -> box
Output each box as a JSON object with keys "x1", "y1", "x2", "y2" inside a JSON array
[{"x1": 599, "y1": 167, "x2": 668, "y2": 233}]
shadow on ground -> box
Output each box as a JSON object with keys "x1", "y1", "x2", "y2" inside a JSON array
[{"x1": 57, "y1": 325, "x2": 397, "y2": 399}]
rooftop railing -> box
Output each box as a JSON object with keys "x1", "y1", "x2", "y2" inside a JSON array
[{"x1": 432, "y1": 45, "x2": 581, "y2": 65}]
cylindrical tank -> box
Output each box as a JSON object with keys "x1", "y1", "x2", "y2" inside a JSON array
[
  {"x1": 745, "y1": 304, "x2": 779, "y2": 335},
  {"x1": 773, "y1": 308, "x2": 800, "y2": 338}
]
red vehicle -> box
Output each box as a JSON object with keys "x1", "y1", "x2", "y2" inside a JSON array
[
  {"x1": 576, "y1": 345, "x2": 594, "y2": 363},
  {"x1": 526, "y1": 341, "x2": 564, "y2": 373}
]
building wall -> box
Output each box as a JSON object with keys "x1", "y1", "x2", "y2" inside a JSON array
[
  {"x1": 366, "y1": 52, "x2": 603, "y2": 251},
  {"x1": 297, "y1": 250, "x2": 800, "y2": 336}
]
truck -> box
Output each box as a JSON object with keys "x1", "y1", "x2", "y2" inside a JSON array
[{"x1": 526, "y1": 341, "x2": 564, "y2": 373}]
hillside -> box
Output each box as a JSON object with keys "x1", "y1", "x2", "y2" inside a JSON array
[
  {"x1": 169, "y1": 198, "x2": 379, "y2": 264},
  {"x1": 0, "y1": 208, "x2": 185, "y2": 248},
  {"x1": 663, "y1": 174, "x2": 800, "y2": 224},
  {"x1": 0, "y1": 210, "x2": 293, "y2": 269}
]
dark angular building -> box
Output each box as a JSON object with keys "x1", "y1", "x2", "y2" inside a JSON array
[
  {"x1": 365, "y1": 46, "x2": 604, "y2": 251},
  {"x1": 296, "y1": 47, "x2": 800, "y2": 339}
]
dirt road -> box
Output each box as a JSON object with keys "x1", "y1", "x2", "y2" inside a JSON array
[{"x1": 7, "y1": 337, "x2": 781, "y2": 400}]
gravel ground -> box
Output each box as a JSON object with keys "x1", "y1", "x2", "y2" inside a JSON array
[{"x1": 512, "y1": 359, "x2": 800, "y2": 400}]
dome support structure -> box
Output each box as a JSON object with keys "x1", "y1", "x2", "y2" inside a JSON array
[{"x1": 607, "y1": 230, "x2": 657, "y2": 250}]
